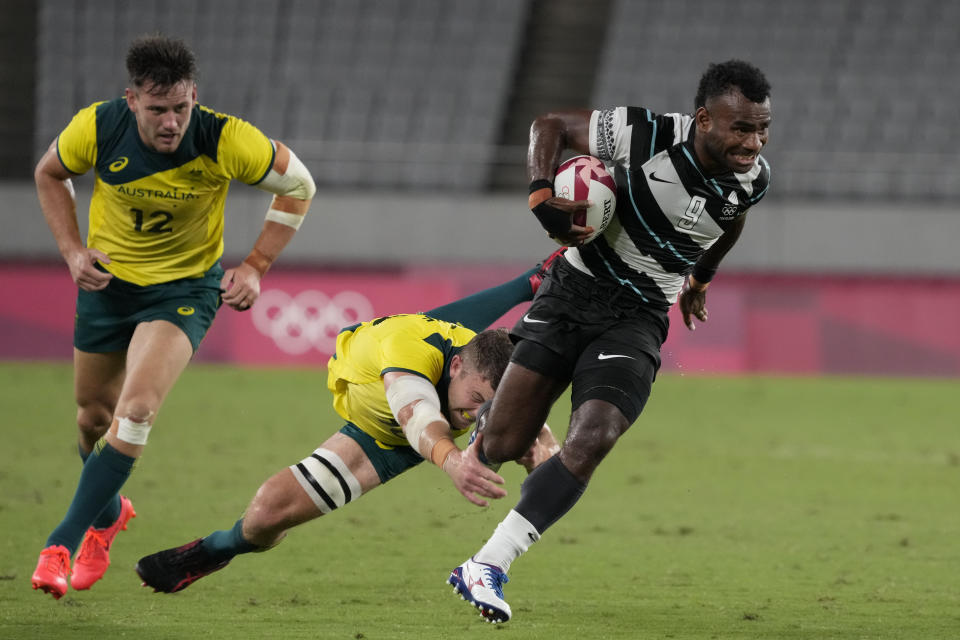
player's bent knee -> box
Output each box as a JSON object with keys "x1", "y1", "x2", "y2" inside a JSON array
[
  {"x1": 76, "y1": 408, "x2": 111, "y2": 441},
  {"x1": 289, "y1": 447, "x2": 363, "y2": 515},
  {"x1": 119, "y1": 401, "x2": 158, "y2": 425},
  {"x1": 566, "y1": 400, "x2": 630, "y2": 461}
]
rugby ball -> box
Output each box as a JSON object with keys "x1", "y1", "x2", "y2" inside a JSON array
[{"x1": 553, "y1": 155, "x2": 617, "y2": 243}]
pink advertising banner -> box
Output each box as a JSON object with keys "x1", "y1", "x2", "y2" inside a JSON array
[{"x1": 1, "y1": 264, "x2": 957, "y2": 377}]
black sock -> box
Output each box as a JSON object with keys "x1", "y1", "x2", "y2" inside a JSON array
[{"x1": 514, "y1": 455, "x2": 586, "y2": 534}]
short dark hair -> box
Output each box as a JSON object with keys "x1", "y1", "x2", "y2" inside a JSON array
[
  {"x1": 460, "y1": 328, "x2": 513, "y2": 390},
  {"x1": 126, "y1": 34, "x2": 198, "y2": 91},
  {"x1": 694, "y1": 59, "x2": 770, "y2": 109}
]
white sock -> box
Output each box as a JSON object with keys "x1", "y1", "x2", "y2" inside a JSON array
[{"x1": 474, "y1": 509, "x2": 540, "y2": 574}]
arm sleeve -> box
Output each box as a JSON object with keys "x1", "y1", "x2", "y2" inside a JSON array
[
  {"x1": 589, "y1": 107, "x2": 631, "y2": 166},
  {"x1": 591, "y1": 106, "x2": 688, "y2": 169},
  {"x1": 56, "y1": 103, "x2": 101, "y2": 175},
  {"x1": 217, "y1": 116, "x2": 276, "y2": 185}
]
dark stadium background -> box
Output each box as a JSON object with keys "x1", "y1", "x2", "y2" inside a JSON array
[{"x1": 2, "y1": 0, "x2": 957, "y2": 376}]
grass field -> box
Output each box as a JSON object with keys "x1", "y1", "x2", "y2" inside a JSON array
[{"x1": 1, "y1": 362, "x2": 958, "y2": 639}]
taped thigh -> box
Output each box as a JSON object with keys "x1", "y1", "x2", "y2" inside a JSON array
[{"x1": 290, "y1": 447, "x2": 363, "y2": 514}]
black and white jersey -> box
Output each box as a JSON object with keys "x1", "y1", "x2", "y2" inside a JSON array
[{"x1": 563, "y1": 106, "x2": 771, "y2": 311}]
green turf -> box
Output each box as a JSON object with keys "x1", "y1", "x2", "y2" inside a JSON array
[{"x1": 1, "y1": 362, "x2": 958, "y2": 639}]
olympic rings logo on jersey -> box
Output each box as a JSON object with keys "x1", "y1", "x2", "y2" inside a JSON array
[{"x1": 251, "y1": 289, "x2": 374, "y2": 355}]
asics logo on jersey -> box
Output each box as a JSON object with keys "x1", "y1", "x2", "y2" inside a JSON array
[
  {"x1": 177, "y1": 306, "x2": 195, "y2": 316},
  {"x1": 597, "y1": 353, "x2": 634, "y2": 360},
  {"x1": 648, "y1": 171, "x2": 676, "y2": 184},
  {"x1": 251, "y1": 289, "x2": 374, "y2": 355},
  {"x1": 109, "y1": 157, "x2": 129, "y2": 172},
  {"x1": 522, "y1": 313, "x2": 549, "y2": 324}
]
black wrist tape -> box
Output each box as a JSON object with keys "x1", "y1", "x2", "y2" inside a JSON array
[
  {"x1": 532, "y1": 202, "x2": 572, "y2": 236},
  {"x1": 691, "y1": 264, "x2": 717, "y2": 284},
  {"x1": 529, "y1": 178, "x2": 554, "y2": 194}
]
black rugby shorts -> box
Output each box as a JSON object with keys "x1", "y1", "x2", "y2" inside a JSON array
[{"x1": 509, "y1": 258, "x2": 669, "y2": 423}]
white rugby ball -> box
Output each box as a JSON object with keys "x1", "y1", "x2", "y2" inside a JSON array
[{"x1": 553, "y1": 155, "x2": 617, "y2": 243}]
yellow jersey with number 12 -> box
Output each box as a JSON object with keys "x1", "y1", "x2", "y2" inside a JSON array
[{"x1": 56, "y1": 98, "x2": 275, "y2": 286}]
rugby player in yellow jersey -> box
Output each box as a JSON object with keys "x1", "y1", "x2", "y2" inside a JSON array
[
  {"x1": 31, "y1": 35, "x2": 316, "y2": 600},
  {"x1": 132, "y1": 260, "x2": 565, "y2": 595}
]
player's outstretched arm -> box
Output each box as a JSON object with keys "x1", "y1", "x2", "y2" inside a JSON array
[
  {"x1": 384, "y1": 372, "x2": 506, "y2": 507},
  {"x1": 35, "y1": 142, "x2": 113, "y2": 291},
  {"x1": 221, "y1": 141, "x2": 316, "y2": 311}
]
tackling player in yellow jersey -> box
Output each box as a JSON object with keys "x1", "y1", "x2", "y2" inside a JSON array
[
  {"x1": 31, "y1": 34, "x2": 316, "y2": 600},
  {"x1": 132, "y1": 261, "x2": 564, "y2": 595}
]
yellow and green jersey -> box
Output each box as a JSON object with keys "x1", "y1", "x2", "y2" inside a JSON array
[
  {"x1": 327, "y1": 314, "x2": 477, "y2": 447},
  {"x1": 57, "y1": 98, "x2": 276, "y2": 285}
]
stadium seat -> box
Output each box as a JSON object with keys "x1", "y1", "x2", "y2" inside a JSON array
[{"x1": 33, "y1": 0, "x2": 958, "y2": 199}]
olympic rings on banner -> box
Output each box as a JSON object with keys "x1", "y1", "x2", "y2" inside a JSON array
[{"x1": 251, "y1": 289, "x2": 374, "y2": 355}]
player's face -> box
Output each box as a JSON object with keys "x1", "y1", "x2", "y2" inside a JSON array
[
  {"x1": 125, "y1": 80, "x2": 196, "y2": 153},
  {"x1": 694, "y1": 89, "x2": 771, "y2": 174},
  {"x1": 446, "y1": 356, "x2": 495, "y2": 432}
]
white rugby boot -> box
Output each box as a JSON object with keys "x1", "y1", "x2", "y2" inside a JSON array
[{"x1": 447, "y1": 557, "x2": 511, "y2": 623}]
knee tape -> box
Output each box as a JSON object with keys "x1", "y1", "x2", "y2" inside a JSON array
[
  {"x1": 116, "y1": 417, "x2": 152, "y2": 445},
  {"x1": 290, "y1": 448, "x2": 363, "y2": 514}
]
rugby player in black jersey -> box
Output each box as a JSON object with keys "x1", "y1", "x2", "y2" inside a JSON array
[{"x1": 449, "y1": 59, "x2": 772, "y2": 623}]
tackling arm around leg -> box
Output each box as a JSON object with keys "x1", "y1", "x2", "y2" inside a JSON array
[{"x1": 480, "y1": 362, "x2": 567, "y2": 464}]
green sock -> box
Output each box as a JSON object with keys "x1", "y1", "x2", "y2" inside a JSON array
[
  {"x1": 201, "y1": 519, "x2": 259, "y2": 562},
  {"x1": 47, "y1": 441, "x2": 134, "y2": 553},
  {"x1": 427, "y1": 267, "x2": 537, "y2": 332},
  {"x1": 79, "y1": 443, "x2": 123, "y2": 529}
]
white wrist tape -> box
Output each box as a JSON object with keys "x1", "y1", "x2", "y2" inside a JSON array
[
  {"x1": 405, "y1": 400, "x2": 447, "y2": 457},
  {"x1": 385, "y1": 374, "x2": 444, "y2": 454},
  {"x1": 117, "y1": 416, "x2": 152, "y2": 445}
]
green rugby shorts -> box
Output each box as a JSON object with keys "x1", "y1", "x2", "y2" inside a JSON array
[
  {"x1": 339, "y1": 422, "x2": 425, "y2": 483},
  {"x1": 74, "y1": 261, "x2": 224, "y2": 353}
]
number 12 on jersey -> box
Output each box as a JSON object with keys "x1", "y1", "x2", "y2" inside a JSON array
[{"x1": 131, "y1": 208, "x2": 174, "y2": 233}]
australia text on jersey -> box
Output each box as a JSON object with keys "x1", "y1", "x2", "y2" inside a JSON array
[{"x1": 115, "y1": 185, "x2": 198, "y2": 201}]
